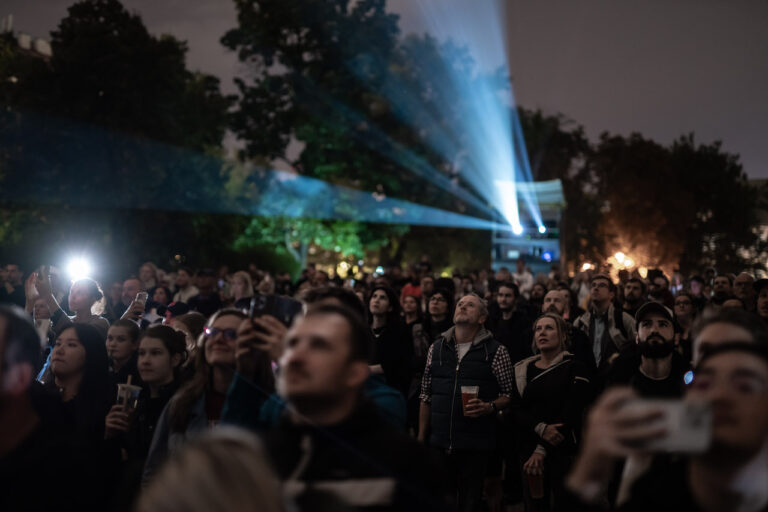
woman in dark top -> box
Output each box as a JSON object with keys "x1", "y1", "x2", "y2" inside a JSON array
[
  {"x1": 44, "y1": 323, "x2": 113, "y2": 447},
  {"x1": 511, "y1": 313, "x2": 593, "y2": 512},
  {"x1": 368, "y1": 285, "x2": 412, "y2": 397},
  {"x1": 107, "y1": 319, "x2": 142, "y2": 386},
  {"x1": 105, "y1": 325, "x2": 187, "y2": 510}
]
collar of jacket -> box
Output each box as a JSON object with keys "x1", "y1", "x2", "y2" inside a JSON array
[
  {"x1": 440, "y1": 325, "x2": 493, "y2": 347},
  {"x1": 513, "y1": 351, "x2": 573, "y2": 397}
]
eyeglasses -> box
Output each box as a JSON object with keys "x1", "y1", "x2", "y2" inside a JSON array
[
  {"x1": 429, "y1": 296, "x2": 447, "y2": 303},
  {"x1": 204, "y1": 327, "x2": 237, "y2": 341}
]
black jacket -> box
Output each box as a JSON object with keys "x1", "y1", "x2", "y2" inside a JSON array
[
  {"x1": 428, "y1": 327, "x2": 501, "y2": 452},
  {"x1": 263, "y1": 400, "x2": 450, "y2": 511},
  {"x1": 606, "y1": 349, "x2": 689, "y2": 398},
  {"x1": 511, "y1": 352, "x2": 593, "y2": 459},
  {"x1": 487, "y1": 309, "x2": 532, "y2": 364}
]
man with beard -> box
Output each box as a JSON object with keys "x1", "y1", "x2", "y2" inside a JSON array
[
  {"x1": 486, "y1": 282, "x2": 532, "y2": 364},
  {"x1": 607, "y1": 302, "x2": 689, "y2": 398},
  {"x1": 711, "y1": 274, "x2": 734, "y2": 306},
  {"x1": 621, "y1": 278, "x2": 646, "y2": 319}
]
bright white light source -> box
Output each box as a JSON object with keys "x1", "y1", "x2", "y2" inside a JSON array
[
  {"x1": 375, "y1": 266, "x2": 384, "y2": 275},
  {"x1": 615, "y1": 252, "x2": 625, "y2": 264},
  {"x1": 624, "y1": 258, "x2": 634, "y2": 268},
  {"x1": 581, "y1": 263, "x2": 593, "y2": 272},
  {"x1": 66, "y1": 258, "x2": 92, "y2": 280},
  {"x1": 538, "y1": 226, "x2": 546, "y2": 234},
  {"x1": 495, "y1": 180, "x2": 523, "y2": 236}
]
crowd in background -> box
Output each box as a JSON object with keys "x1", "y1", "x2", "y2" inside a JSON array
[{"x1": 1, "y1": 256, "x2": 767, "y2": 512}]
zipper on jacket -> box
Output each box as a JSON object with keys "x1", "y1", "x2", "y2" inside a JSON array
[{"x1": 447, "y1": 360, "x2": 460, "y2": 453}]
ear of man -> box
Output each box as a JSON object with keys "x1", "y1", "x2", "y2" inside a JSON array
[{"x1": 344, "y1": 361, "x2": 370, "y2": 390}]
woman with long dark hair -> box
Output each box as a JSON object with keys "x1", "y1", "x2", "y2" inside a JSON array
[
  {"x1": 143, "y1": 309, "x2": 273, "y2": 483},
  {"x1": 44, "y1": 323, "x2": 113, "y2": 447},
  {"x1": 511, "y1": 313, "x2": 593, "y2": 512},
  {"x1": 368, "y1": 285, "x2": 411, "y2": 397}
]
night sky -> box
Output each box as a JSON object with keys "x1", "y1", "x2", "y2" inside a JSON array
[{"x1": 5, "y1": 0, "x2": 767, "y2": 178}]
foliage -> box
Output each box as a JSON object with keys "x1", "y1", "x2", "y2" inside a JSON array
[{"x1": 0, "y1": 0, "x2": 237, "y2": 275}]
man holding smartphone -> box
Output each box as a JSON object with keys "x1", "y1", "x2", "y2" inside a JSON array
[{"x1": 564, "y1": 311, "x2": 768, "y2": 510}]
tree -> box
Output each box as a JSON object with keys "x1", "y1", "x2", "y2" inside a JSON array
[
  {"x1": 0, "y1": 0, "x2": 236, "y2": 274},
  {"x1": 589, "y1": 133, "x2": 763, "y2": 274},
  {"x1": 222, "y1": 0, "x2": 503, "y2": 267}
]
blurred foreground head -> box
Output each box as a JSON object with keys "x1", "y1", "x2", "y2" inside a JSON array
[{"x1": 137, "y1": 428, "x2": 283, "y2": 512}]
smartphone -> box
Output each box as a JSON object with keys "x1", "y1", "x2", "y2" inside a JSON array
[
  {"x1": 135, "y1": 292, "x2": 149, "y2": 305},
  {"x1": 622, "y1": 399, "x2": 711, "y2": 453}
]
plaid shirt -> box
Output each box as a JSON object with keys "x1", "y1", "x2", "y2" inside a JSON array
[{"x1": 419, "y1": 337, "x2": 514, "y2": 403}]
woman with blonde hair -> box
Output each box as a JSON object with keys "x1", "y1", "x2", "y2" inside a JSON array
[
  {"x1": 137, "y1": 428, "x2": 284, "y2": 512},
  {"x1": 511, "y1": 313, "x2": 594, "y2": 511},
  {"x1": 231, "y1": 270, "x2": 254, "y2": 309}
]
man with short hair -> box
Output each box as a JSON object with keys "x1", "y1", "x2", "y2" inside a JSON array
[
  {"x1": 688, "y1": 275, "x2": 708, "y2": 311},
  {"x1": 733, "y1": 272, "x2": 756, "y2": 312},
  {"x1": 172, "y1": 267, "x2": 199, "y2": 303},
  {"x1": 487, "y1": 282, "x2": 532, "y2": 364},
  {"x1": 574, "y1": 275, "x2": 636, "y2": 373},
  {"x1": 648, "y1": 273, "x2": 674, "y2": 309},
  {"x1": 711, "y1": 274, "x2": 734, "y2": 306},
  {"x1": 420, "y1": 275, "x2": 435, "y2": 312},
  {"x1": 419, "y1": 293, "x2": 513, "y2": 512},
  {"x1": 187, "y1": 269, "x2": 222, "y2": 318},
  {"x1": 607, "y1": 303, "x2": 688, "y2": 398},
  {"x1": 224, "y1": 304, "x2": 449, "y2": 511},
  {"x1": 0, "y1": 263, "x2": 25, "y2": 308},
  {"x1": 622, "y1": 278, "x2": 646, "y2": 319}
]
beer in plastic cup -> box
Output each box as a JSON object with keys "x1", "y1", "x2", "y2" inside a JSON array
[
  {"x1": 461, "y1": 385, "x2": 479, "y2": 415},
  {"x1": 527, "y1": 473, "x2": 545, "y2": 499}
]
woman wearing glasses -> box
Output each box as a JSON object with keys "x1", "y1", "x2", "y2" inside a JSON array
[{"x1": 142, "y1": 309, "x2": 257, "y2": 484}]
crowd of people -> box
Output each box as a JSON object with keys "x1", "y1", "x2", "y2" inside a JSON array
[{"x1": 1, "y1": 257, "x2": 767, "y2": 512}]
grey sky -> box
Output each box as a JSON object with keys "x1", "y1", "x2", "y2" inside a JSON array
[{"x1": 5, "y1": 0, "x2": 767, "y2": 177}]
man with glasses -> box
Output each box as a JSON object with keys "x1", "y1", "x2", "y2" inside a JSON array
[
  {"x1": 574, "y1": 275, "x2": 636, "y2": 374},
  {"x1": 563, "y1": 308, "x2": 768, "y2": 510}
]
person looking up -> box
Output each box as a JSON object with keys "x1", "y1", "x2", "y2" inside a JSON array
[
  {"x1": 574, "y1": 275, "x2": 636, "y2": 373},
  {"x1": 711, "y1": 274, "x2": 734, "y2": 306},
  {"x1": 31, "y1": 270, "x2": 109, "y2": 339},
  {"x1": 622, "y1": 278, "x2": 647, "y2": 319},
  {"x1": 143, "y1": 309, "x2": 253, "y2": 483},
  {"x1": 733, "y1": 272, "x2": 756, "y2": 313},
  {"x1": 419, "y1": 293, "x2": 513, "y2": 512}
]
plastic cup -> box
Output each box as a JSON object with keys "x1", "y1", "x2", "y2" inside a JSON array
[
  {"x1": 461, "y1": 385, "x2": 479, "y2": 415},
  {"x1": 526, "y1": 473, "x2": 544, "y2": 500},
  {"x1": 116, "y1": 383, "x2": 142, "y2": 415}
]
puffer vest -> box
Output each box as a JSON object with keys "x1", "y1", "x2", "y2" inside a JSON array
[{"x1": 429, "y1": 328, "x2": 500, "y2": 452}]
